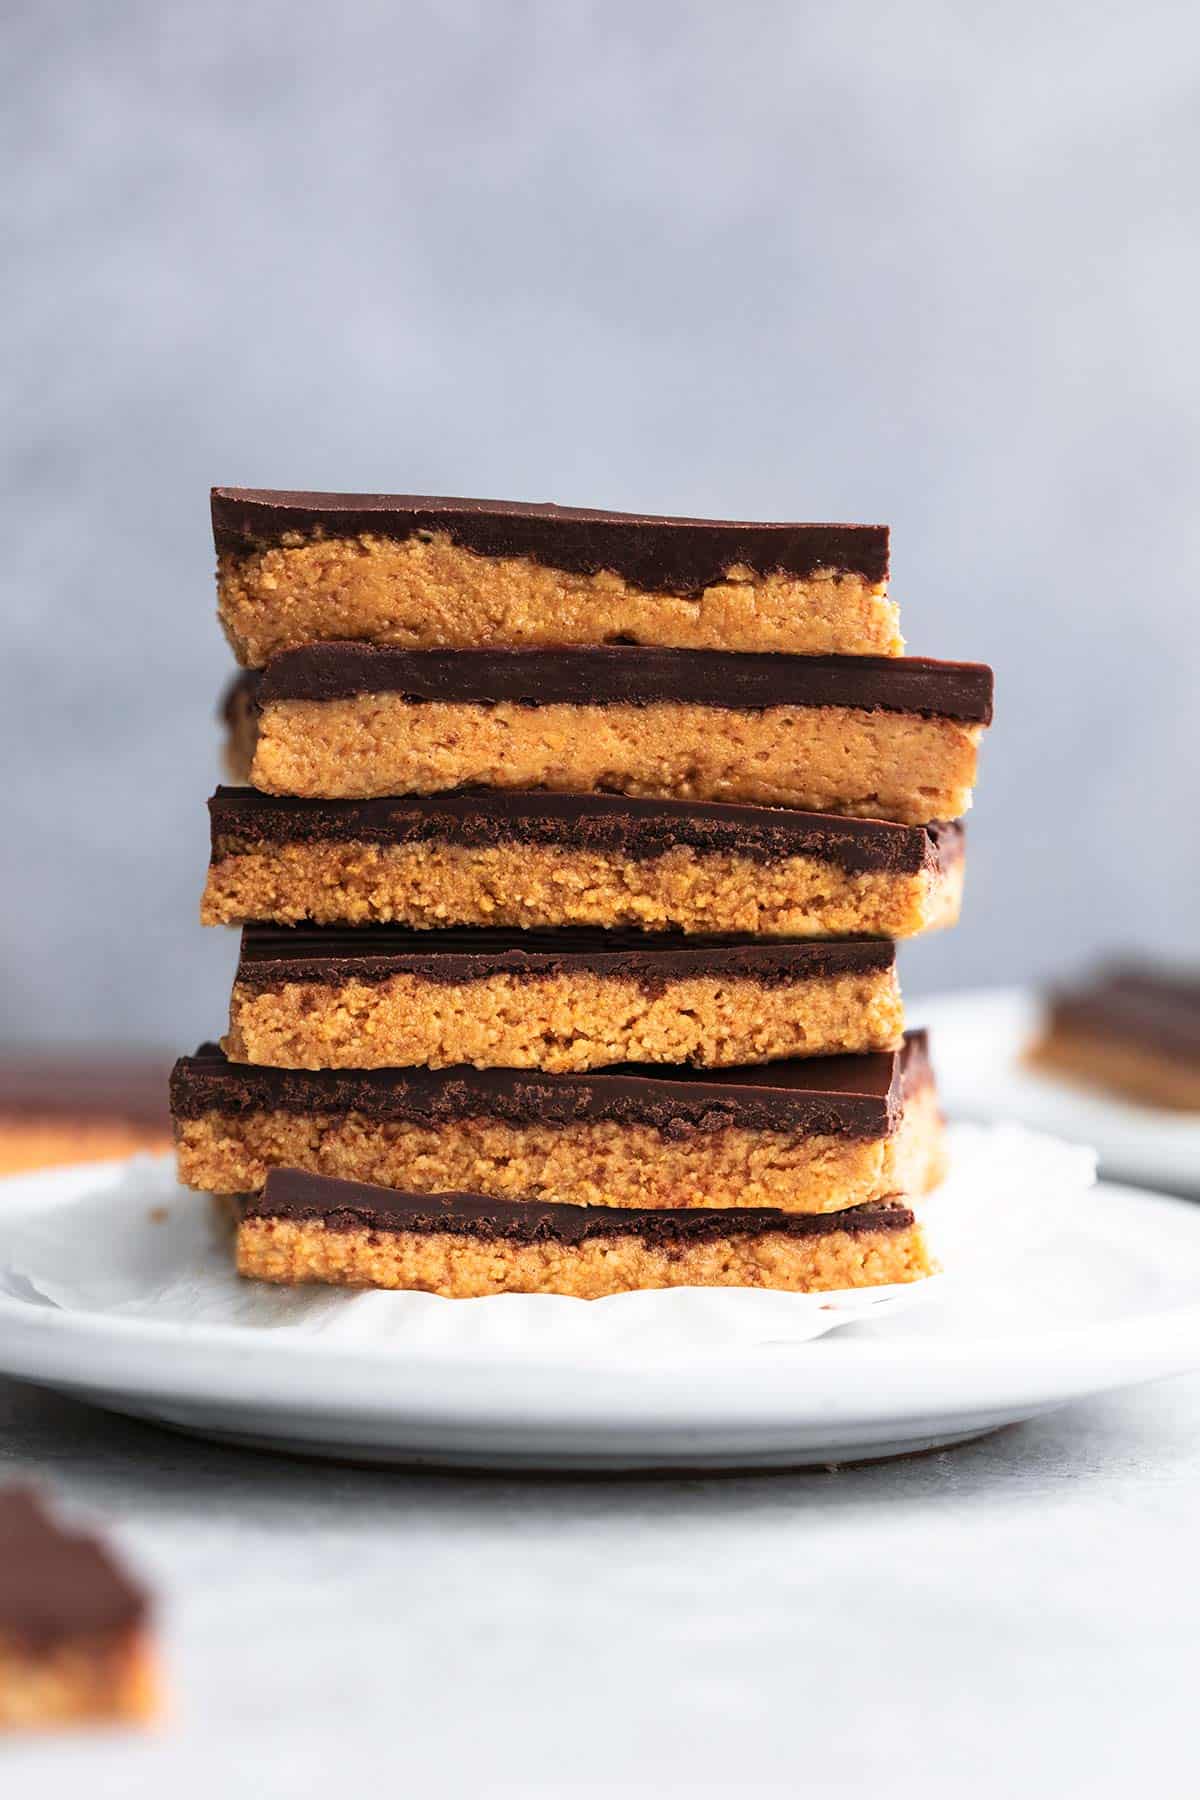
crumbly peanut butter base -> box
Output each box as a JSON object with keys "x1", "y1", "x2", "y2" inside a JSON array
[
  {"x1": 202, "y1": 836, "x2": 963, "y2": 938},
  {"x1": 1027, "y1": 1029, "x2": 1200, "y2": 1112},
  {"x1": 224, "y1": 966, "x2": 904, "y2": 1072},
  {"x1": 176, "y1": 1079, "x2": 945, "y2": 1213},
  {"x1": 0, "y1": 1121, "x2": 172, "y2": 1178},
  {"x1": 249, "y1": 697, "x2": 980, "y2": 825},
  {"x1": 0, "y1": 1629, "x2": 158, "y2": 1728},
  {"x1": 218, "y1": 534, "x2": 902, "y2": 665},
  {"x1": 237, "y1": 1215, "x2": 933, "y2": 1297}
]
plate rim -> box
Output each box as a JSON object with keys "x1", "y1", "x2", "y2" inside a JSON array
[{"x1": 3, "y1": 1155, "x2": 1200, "y2": 1431}]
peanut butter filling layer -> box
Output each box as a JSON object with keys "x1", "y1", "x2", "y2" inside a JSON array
[
  {"x1": 218, "y1": 534, "x2": 901, "y2": 665},
  {"x1": 201, "y1": 835, "x2": 963, "y2": 937},
  {"x1": 0, "y1": 1631, "x2": 159, "y2": 1729},
  {"x1": 176, "y1": 1075, "x2": 945, "y2": 1213},
  {"x1": 0, "y1": 1121, "x2": 172, "y2": 1178},
  {"x1": 224, "y1": 964, "x2": 904, "y2": 1073},
  {"x1": 247, "y1": 696, "x2": 982, "y2": 825},
  {"x1": 237, "y1": 1213, "x2": 932, "y2": 1297}
]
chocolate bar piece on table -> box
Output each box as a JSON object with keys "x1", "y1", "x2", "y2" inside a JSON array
[
  {"x1": 0, "y1": 1489, "x2": 158, "y2": 1729},
  {"x1": 1029, "y1": 963, "x2": 1200, "y2": 1111}
]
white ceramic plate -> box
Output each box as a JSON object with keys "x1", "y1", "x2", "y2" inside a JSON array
[
  {"x1": 916, "y1": 987, "x2": 1200, "y2": 1195},
  {"x1": 1, "y1": 1142, "x2": 1199, "y2": 1469}
]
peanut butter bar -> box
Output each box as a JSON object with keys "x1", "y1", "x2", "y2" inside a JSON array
[
  {"x1": 201, "y1": 786, "x2": 965, "y2": 939},
  {"x1": 0, "y1": 1489, "x2": 157, "y2": 1729},
  {"x1": 173, "y1": 1030, "x2": 944, "y2": 1214},
  {"x1": 213, "y1": 488, "x2": 898, "y2": 663},
  {"x1": 237, "y1": 1169, "x2": 934, "y2": 1297},
  {"x1": 1028, "y1": 963, "x2": 1200, "y2": 1111},
  {"x1": 224, "y1": 926, "x2": 904, "y2": 1073},
  {"x1": 232, "y1": 646, "x2": 992, "y2": 825},
  {"x1": 0, "y1": 1053, "x2": 172, "y2": 1176}
]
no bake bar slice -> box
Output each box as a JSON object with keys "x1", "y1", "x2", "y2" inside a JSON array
[
  {"x1": 237, "y1": 1169, "x2": 934, "y2": 1297},
  {"x1": 200, "y1": 786, "x2": 965, "y2": 939},
  {"x1": 224, "y1": 926, "x2": 904, "y2": 1073},
  {"x1": 173, "y1": 1030, "x2": 944, "y2": 1214},
  {"x1": 213, "y1": 488, "x2": 898, "y2": 663},
  {"x1": 0, "y1": 1052, "x2": 172, "y2": 1176},
  {"x1": 1028, "y1": 963, "x2": 1200, "y2": 1111},
  {"x1": 234, "y1": 646, "x2": 992, "y2": 826},
  {"x1": 0, "y1": 1489, "x2": 157, "y2": 1729}
]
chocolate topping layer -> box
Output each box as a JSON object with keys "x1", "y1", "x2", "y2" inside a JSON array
[
  {"x1": 248, "y1": 1169, "x2": 915, "y2": 1244},
  {"x1": 253, "y1": 645, "x2": 994, "y2": 723},
  {"x1": 172, "y1": 1030, "x2": 931, "y2": 1139},
  {"x1": 208, "y1": 786, "x2": 964, "y2": 878},
  {"x1": 233, "y1": 925, "x2": 896, "y2": 991},
  {"x1": 211, "y1": 489, "x2": 889, "y2": 592},
  {"x1": 0, "y1": 1053, "x2": 171, "y2": 1128},
  {"x1": 1048, "y1": 964, "x2": 1200, "y2": 1060},
  {"x1": 0, "y1": 1488, "x2": 149, "y2": 1652}
]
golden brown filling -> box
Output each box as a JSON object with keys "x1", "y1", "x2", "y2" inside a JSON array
[
  {"x1": 218, "y1": 533, "x2": 901, "y2": 664},
  {"x1": 237, "y1": 1214, "x2": 933, "y2": 1297},
  {"x1": 0, "y1": 1629, "x2": 158, "y2": 1728},
  {"x1": 201, "y1": 836, "x2": 963, "y2": 938},
  {"x1": 248, "y1": 695, "x2": 981, "y2": 826},
  {"x1": 0, "y1": 1120, "x2": 172, "y2": 1177},
  {"x1": 224, "y1": 965, "x2": 905, "y2": 1073},
  {"x1": 175, "y1": 1079, "x2": 945, "y2": 1213}
]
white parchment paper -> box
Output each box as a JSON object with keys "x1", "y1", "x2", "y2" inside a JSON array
[{"x1": 0, "y1": 1125, "x2": 1096, "y2": 1356}]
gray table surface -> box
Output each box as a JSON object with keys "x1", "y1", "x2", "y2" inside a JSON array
[{"x1": 2, "y1": 1368, "x2": 1197, "y2": 1797}]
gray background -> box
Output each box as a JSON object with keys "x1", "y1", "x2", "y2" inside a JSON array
[{"x1": 4, "y1": 0, "x2": 1198, "y2": 1047}]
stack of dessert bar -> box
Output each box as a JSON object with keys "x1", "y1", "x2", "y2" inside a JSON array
[{"x1": 171, "y1": 490, "x2": 992, "y2": 1299}]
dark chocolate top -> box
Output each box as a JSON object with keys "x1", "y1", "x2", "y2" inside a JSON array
[
  {"x1": 208, "y1": 786, "x2": 964, "y2": 878},
  {"x1": 0, "y1": 1052, "x2": 172, "y2": 1128},
  {"x1": 211, "y1": 489, "x2": 889, "y2": 592},
  {"x1": 254, "y1": 645, "x2": 994, "y2": 723},
  {"x1": 172, "y1": 1031, "x2": 932, "y2": 1140},
  {"x1": 1047, "y1": 963, "x2": 1200, "y2": 1061},
  {"x1": 248, "y1": 1168, "x2": 915, "y2": 1244},
  {"x1": 234, "y1": 925, "x2": 896, "y2": 991},
  {"x1": 0, "y1": 1488, "x2": 149, "y2": 1651}
]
